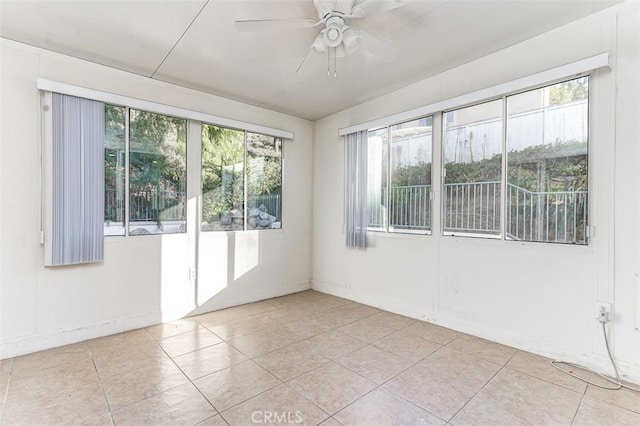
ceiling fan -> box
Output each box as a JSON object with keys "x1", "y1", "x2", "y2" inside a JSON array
[{"x1": 235, "y1": 0, "x2": 411, "y2": 77}]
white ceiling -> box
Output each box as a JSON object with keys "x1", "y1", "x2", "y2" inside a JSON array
[{"x1": 0, "y1": 0, "x2": 619, "y2": 120}]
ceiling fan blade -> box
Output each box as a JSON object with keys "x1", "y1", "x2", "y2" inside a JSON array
[
  {"x1": 234, "y1": 18, "x2": 321, "y2": 32},
  {"x1": 357, "y1": 28, "x2": 400, "y2": 61},
  {"x1": 351, "y1": 0, "x2": 415, "y2": 19},
  {"x1": 296, "y1": 48, "x2": 314, "y2": 74}
]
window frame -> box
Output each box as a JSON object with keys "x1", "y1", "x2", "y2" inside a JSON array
[
  {"x1": 199, "y1": 124, "x2": 285, "y2": 233},
  {"x1": 440, "y1": 75, "x2": 592, "y2": 245},
  {"x1": 366, "y1": 116, "x2": 434, "y2": 236},
  {"x1": 441, "y1": 99, "x2": 504, "y2": 239}
]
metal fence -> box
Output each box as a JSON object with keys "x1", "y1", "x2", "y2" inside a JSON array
[
  {"x1": 390, "y1": 185, "x2": 431, "y2": 231},
  {"x1": 248, "y1": 193, "x2": 281, "y2": 219},
  {"x1": 443, "y1": 181, "x2": 501, "y2": 235},
  {"x1": 105, "y1": 188, "x2": 186, "y2": 222},
  {"x1": 368, "y1": 185, "x2": 431, "y2": 231},
  {"x1": 506, "y1": 184, "x2": 587, "y2": 244},
  {"x1": 369, "y1": 182, "x2": 588, "y2": 244},
  {"x1": 106, "y1": 189, "x2": 281, "y2": 223}
]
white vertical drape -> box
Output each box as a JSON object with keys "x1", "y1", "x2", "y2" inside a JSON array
[
  {"x1": 48, "y1": 93, "x2": 104, "y2": 265},
  {"x1": 345, "y1": 130, "x2": 368, "y2": 248}
]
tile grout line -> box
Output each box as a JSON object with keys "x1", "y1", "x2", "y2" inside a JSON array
[
  {"x1": 87, "y1": 344, "x2": 116, "y2": 426},
  {"x1": 504, "y1": 352, "x2": 591, "y2": 394},
  {"x1": 143, "y1": 327, "x2": 224, "y2": 421},
  {"x1": 372, "y1": 344, "x2": 450, "y2": 423},
  {"x1": 327, "y1": 343, "x2": 450, "y2": 423},
  {"x1": 446, "y1": 349, "x2": 519, "y2": 423},
  {"x1": 0, "y1": 357, "x2": 15, "y2": 423},
  {"x1": 569, "y1": 391, "x2": 587, "y2": 425}
]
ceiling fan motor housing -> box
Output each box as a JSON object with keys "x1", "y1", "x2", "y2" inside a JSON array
[{"x1": 323, "y1": 15, "x2": 345, "y2": 47}]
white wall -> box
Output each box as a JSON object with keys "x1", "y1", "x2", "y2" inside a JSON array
[
  {"x1": 0, "y1": 39, "x2": 314, "y2": 358},
  {"x1": 312, "y1": 2, "x2": 640, "y2": 382}
]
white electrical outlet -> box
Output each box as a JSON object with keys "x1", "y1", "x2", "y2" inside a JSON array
[{"x1": 596, "y1": 302, "x2": 612, "y2": 322}]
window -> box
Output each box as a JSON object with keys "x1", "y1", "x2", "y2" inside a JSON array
[
  {"x1": 103, "y1": 106, "x2": 187, "y2": 236},
  {"x1": 366, "y1": 117, "x2": 433, "y2": 234},
  {"x1": 104, "y1": 105, "x2": 126, "y2": 236},
  {"x1": 443, "y1": 100, "x2": 503, "y2": 237},
  {"x1": 247, "y1": 133, "x2": 283, "y2": 230},
  {"x1": 201, "y1": 124, "x2": 245, "y2": 231},
  {"x1": 390, "y1": 117, "x2": 432, "y2": 233},
  {"x1": 201, "y1": 126, "x2": 284, "y2": 232},
  {"x1": 128, "y1": 109, "x2": 187, "y2": 235},
  {"x1": 442, "y1": 77, "x2": 589, "y2": 244},
  {"x1": 506, "y1": 77, "x2": 589, "y2": 244},
  {"x1": 367, "y1": 128, "x2": 388, "y2": 231},
  {"x1": 40, "y1": 82, "x2": 291, "y2": 241}
]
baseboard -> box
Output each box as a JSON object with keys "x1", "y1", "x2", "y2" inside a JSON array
[
  {"x1": 1, "y1": 280, "x2": 312, "y2": 360},
  {"x1": 312, "y1": 279, "x2": 640, "y2": 385},
  {"x1": 187, "y1": 279, "x2": 312, "y2": 316},
  {"x1": 0, "y1": 310, "x2": 162, "y2": 359}
]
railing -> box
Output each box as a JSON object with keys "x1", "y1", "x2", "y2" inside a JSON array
[
  {"x1": 248, "y1": 193, "x2": 281, "y2": 219},
  {"x1": 369, "y1": 181, "x2": 588, "y2": 244},
  {"x1": 105, "y1": 188, "x2": 186, "y2": 222},
  {"x1": 368, "y1": 185, "x2": 431, "y2": 231},
  {"x1": 443, "y1": 181, "x2": 501, "y2": 235},
  {"x1": 506, "y1": 184, "x2": 587, "y2": 244},
  {"x1": 390, "y1": 185, "x2": 431, "y2": 231},
  {"x1": 106, "y1": 189, "x2": 281, "y2": 223}
]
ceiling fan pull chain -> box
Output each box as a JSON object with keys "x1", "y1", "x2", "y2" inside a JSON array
[
  {"x1": 333, "y1": 47, "x2": 337, "y2": 78},
  {"x1": 327, "y1": 46, "x2": 330, "y2": 76}
]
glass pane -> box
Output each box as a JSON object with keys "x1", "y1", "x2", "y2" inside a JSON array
[
  {"x1": 506, "y1": 77, "x2": 589, "y2": 244},
  {"x1": 443, "y1": 100, "x2": 503, "y2": 236},
  {"x1": 201, "y1": 124, "x2": 245, "y2": 231},
  {"x1": 390, "y1": 117, "x2": 432, "y2": 233},
  {"x1": 367, "y1": 128, "x2": 388, "y2": 231},
  {"x1": 246, "y1": 133, "x2": 283, "y2": 230},
  {"x1": 128, "y1": 109, "x2": 187, "y2": 235},
  {"x1": 104, "y1": 104, "x2": 126, "y2": 236}
]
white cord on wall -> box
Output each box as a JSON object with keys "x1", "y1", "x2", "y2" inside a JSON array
[{"x1": 551, "y1": 321, "x2": 640, "y2": 392}]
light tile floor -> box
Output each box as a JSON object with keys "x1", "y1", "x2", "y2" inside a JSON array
[{"x1": 1, "y1": 290, "x2": 639, "y2": 425}]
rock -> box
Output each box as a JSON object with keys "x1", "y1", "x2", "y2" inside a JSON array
[
  {"x1": 129, "y1": 227, "x2": 150, "y2": 235},
  {"x1": 259, "y1": 204, "x2": 267, "y2": 212},
  {"x1": 221, "y1": 212, "x2": 232, "y2": 226},
  {"x1": 249, "y1": 208, "x2": 262, "y2": 217},
  {"x1": 258, "y1": 211, "x2": 269, "y2": 220},
  {"x1": 257, "y1": 219, "x2": 272, "y2": 227},
  {"x1": 271, "y1": 222, "x2": 281, "y2": 229},
  {"x1": 248, "y1": 217, "x2": 257, "y2": 227}
]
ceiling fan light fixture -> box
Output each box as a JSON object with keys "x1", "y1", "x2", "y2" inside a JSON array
[
  {"x1": 311, "y1": 32, "x2": 327, "y2": 52},
  {"x1": 342, "y1": 26, "x2": 362, "y2": 51},
  {"x1": 350, "y1": 6, "x2": 365, "y2": 19}
]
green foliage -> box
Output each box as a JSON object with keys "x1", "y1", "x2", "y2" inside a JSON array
[
  {"x1": 247, "y1": 133, "x2": 283, "y2": 196},
  {"x1": 390, "y1": 140, "x2": 587, "y2": 194},
  {"x1": 445, "y1": 154, "x2": 503, "y2": 185},
  {"x1": 117, "y1": 109, "x2": 187, "y2": 222},
  {"x1": 200, "y1": 128, "x2": 283, "y2": 225},
  {"x1": 507, "y1": 140, "x2": 587, "y2": 192},
  {"x1": 104, "y1": 105, "x2": 125, "y2": 222},
  {"x1": 201, "y1": 125, "x2": 245, "y2": 224},
  {"x1": 129, "y1": 110, "x2": 186, "y2": 194},
  {"x1": 392, "y1": 162, "x2": 431, "y2": 186},
  {"x1": 549, "y1": 78, "x2": 588, "y2": 105}
]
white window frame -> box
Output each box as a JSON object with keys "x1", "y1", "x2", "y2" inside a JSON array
[
  {"x1": 39, "y1": 80, "x2": 293, "y2": 240},
  {"x1": 440, "y1": 76, "x2": 591, "y2": 245}
]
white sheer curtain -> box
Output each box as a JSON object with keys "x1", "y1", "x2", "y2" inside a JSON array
[
  {"x1": 48, "y1": 93, "x2": 105, "y2": 265},
  {"x1": 345, "y1": 130, "x2": 368, "y2": 248}
]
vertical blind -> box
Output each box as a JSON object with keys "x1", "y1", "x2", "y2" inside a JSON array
[
  {"x1": 345, "y1": 130, "x2": 368, "y2": 248},
  {"x1": 48, "y1": 93, "x2": 105, "y2": 265}
]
